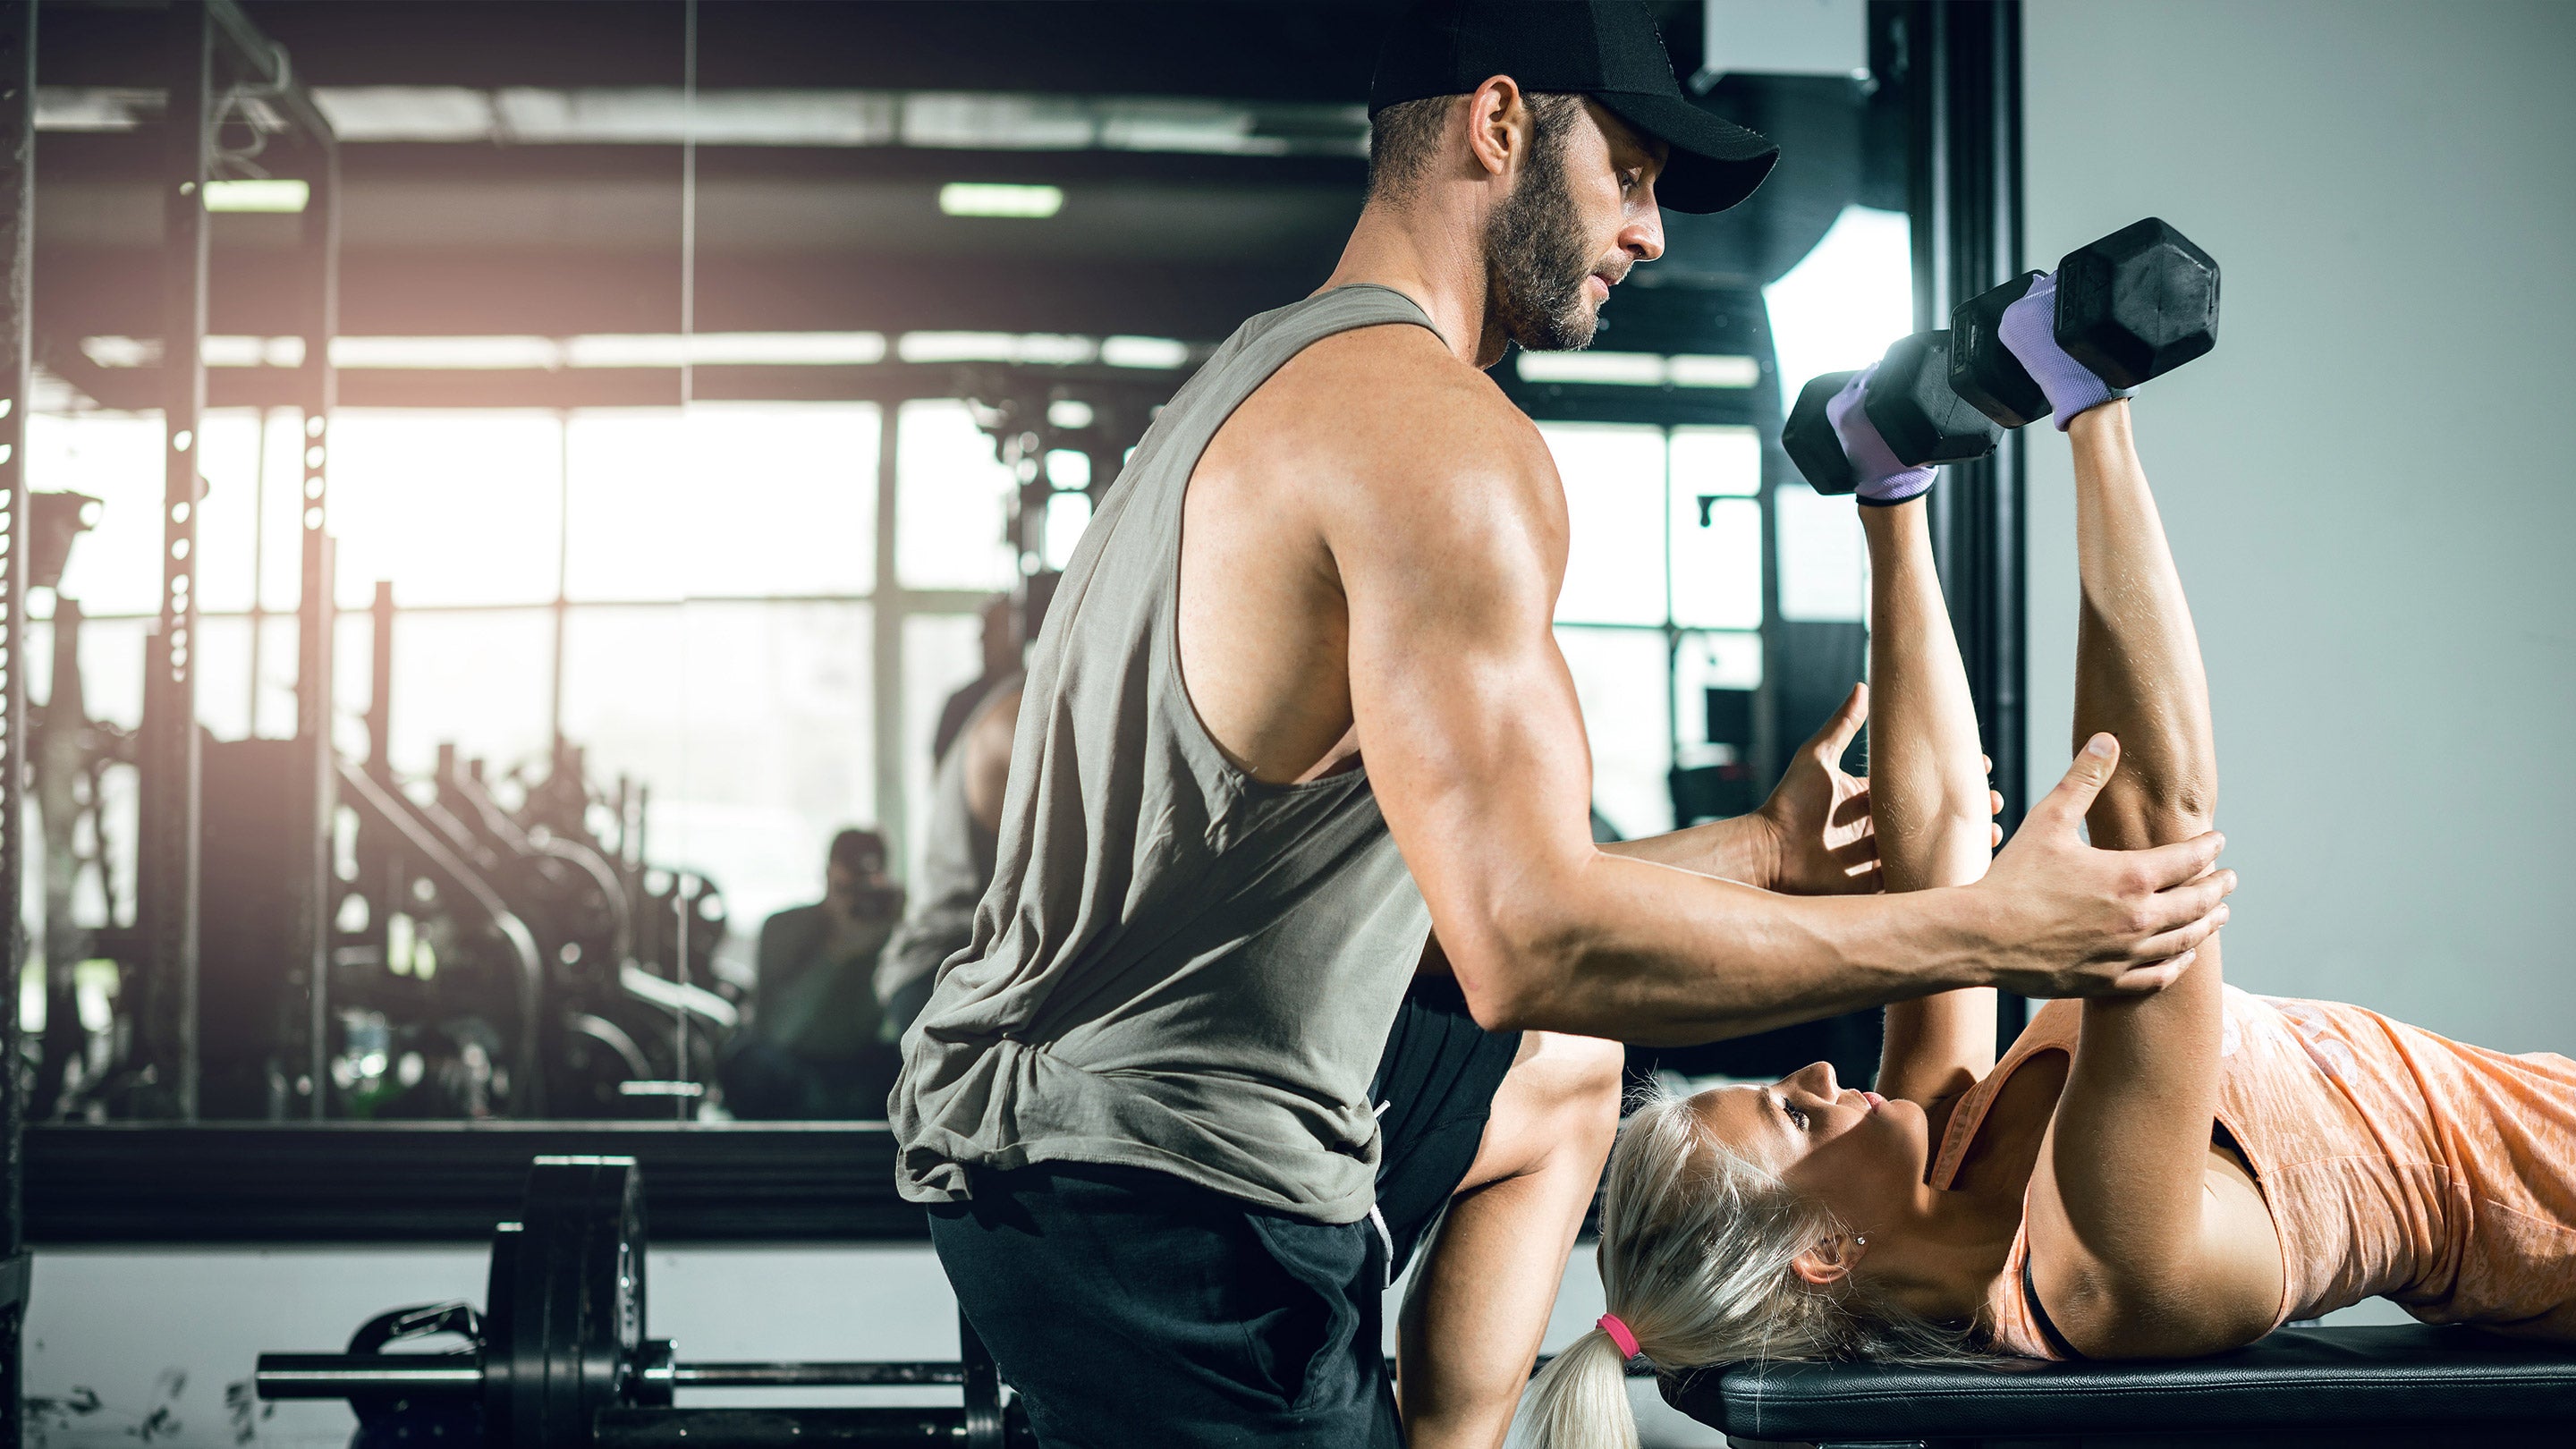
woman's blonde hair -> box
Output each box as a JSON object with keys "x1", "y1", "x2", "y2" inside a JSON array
[{"x1": 1516, "y1": 1084, "x2": 1982, "y2": 1449}]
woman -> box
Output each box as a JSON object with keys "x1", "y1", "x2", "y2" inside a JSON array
[{"x1": 1523, "y1": 312, "x2": 2576, "y2": 1445}]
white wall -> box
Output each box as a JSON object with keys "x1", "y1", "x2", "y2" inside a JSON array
[{"x1": 2021, "y1": 0, "x2": 2576, "y2": 1053}]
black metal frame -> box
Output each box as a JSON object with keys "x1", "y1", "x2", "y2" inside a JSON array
[
  {"x1": 29, "y1": 1123, "x2": 925, "y2": 1243},
  {"x1": 2, "y1": 5, "x2": 32, "y2": 1436},
  {"x1": 1902, "y1": 0, "x2": 2030, "y2": 1043}
]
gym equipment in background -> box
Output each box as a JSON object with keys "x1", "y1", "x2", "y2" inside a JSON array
[
  {"x1": 256, "y1": 1156, "x2": 1026, "y2": 1448},
  {"x1": 26, "y1": 552, "x2": 739, "y2": 1123}
]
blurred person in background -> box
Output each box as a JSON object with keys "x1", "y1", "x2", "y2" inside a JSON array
[
  {"x1": 722, "y1": 827, "x2": 907, "y2": 1118},
  {"x1": 932, "y1": 595, "x2": 1021, "y2": 765},
  {"x1": 878, "y1": 680, "x2": 1018, "y2": 1046},
  {"x1": 878, "y1": 580, "x2": 1059, "y2": 1042}
]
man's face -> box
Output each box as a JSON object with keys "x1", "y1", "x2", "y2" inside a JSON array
[
  {"x1": 825, "y1": 861, "x2": 860, "y2": 910},
  {"x1": 1483, "y1": 99, "x2": 1667, "y2": 353}
]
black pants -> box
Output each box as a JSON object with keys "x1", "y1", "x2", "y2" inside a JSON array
[{"x1": 928, "y1": 976, "x2": 1522, "y2": 1448}]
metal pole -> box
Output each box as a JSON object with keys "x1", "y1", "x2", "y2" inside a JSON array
[
  {"x1": 1902, "y1": 0, "x2": 2028, "y2": 1045},
  {"x1": 871, "y1": 407, "x2": 905, "y2": 878},
  {"x1": 1750, "y1": 307, "x2": 1787, "y2": 792},
  {"x1": 549, "y1": 411, "x2": 570, "y2": 758},
  {"x1": 139, "y1": 0, "x2": 213, "y2": 1120},
  {"x1": 0, "y1": 3, "x2": 37, "y2": 1430},
  {"x1": 292, "y1": 123, "x2": 340, "y2": 1118},
  {"x1": 367, "y1": 581, "x2": 394, "y2": 781},
  {"x1": 247, "y1": 409, "x2": 267, "y2": 732}
]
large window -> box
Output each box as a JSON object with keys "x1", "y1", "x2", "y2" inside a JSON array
[
  {"x1": 27, "y1": 384, "x2": 1876, "y2": 1095},
  {"x1": 23, "y1": 400, "x2": 1012, "y2": 945}
]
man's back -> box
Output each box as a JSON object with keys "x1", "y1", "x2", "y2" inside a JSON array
[
  {"x1": 1178, "y1": 321, "x2": 1565, "y2": 788},
  {"x1": 890, "y1": 284, "x2": 1456, "y2": 1225}
]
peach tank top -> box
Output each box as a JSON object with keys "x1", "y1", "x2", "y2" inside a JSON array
[{"x1": 1931, "y1": 987, "x2": 2576, "y2": 1357}]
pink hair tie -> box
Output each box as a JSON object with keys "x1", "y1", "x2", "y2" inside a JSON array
[{"x1": 1597, "y1": 1312, "x2": 1642, "y2": 1360}]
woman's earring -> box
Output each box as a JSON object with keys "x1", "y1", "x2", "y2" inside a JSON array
[{"x1": 1854, "y1": 1234, "x2": 1868, "y2": 1246}]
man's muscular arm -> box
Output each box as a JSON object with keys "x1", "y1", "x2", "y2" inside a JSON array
[{"x1": 1332, "y1": 373, "x2": 2234, "y2": 1044}]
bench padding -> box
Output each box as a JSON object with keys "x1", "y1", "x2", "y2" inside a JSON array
[{"x1": 1660, "y1": 1325, "x2": 2576, "y2": 1441}]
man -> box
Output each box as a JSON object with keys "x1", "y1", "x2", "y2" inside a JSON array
[
  {"x1": 893, "y1": 4, "x2": 2234, "y2": 1445},
  {"x1": 721, "y1": 827, "x2": 905, "y2": 1118},
  {"x1": 880, "y1": 673, "x2": 1627, "y2": 1449},
  {"x1": 930, "y1": 594, "x2": 1021, "y2": 767},
  {"x1": 875, "y1": 674, "x2": 1019, "y2": 1039}
]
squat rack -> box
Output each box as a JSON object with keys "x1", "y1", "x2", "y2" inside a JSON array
[
  {"x1": 133, "y1": 0, "x2": 341, "y2": 1125},
  {"x1": 0, "y1": 1, "x2": 336, "y2": 1428}
]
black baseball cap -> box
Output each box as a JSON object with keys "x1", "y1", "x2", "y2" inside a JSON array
[{"x1": 1369, "y1": 0, "x2": 1778, "y2": 215}]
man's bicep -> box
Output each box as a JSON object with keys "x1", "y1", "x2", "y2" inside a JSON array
[{"x1": 1335, "y1": 459, "x2": 1598, "y2": 987}]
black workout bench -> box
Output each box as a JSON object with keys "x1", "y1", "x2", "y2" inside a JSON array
[{"x1": 1661, "y1": 1324, "x2": 2576, "y2": 1448}]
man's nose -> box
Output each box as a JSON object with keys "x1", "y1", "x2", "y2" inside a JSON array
[{"x1": 1622, "y1": 198, "x2": 1665, "y2": 262}]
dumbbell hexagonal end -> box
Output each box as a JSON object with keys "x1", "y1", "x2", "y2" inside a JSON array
[
  {"x1": 1865, "y1": 331, "x2": 2002, "y2": 466},
  {"x1": 1783, "y1": 370, "x2": 1861, "y2": 496},
  {"x1": 2056, "y1": 216, "x2": 2221, "y2": 389},
  {"x1": 1949, "y1": 271, "x2": 2052, "y2": 428}
]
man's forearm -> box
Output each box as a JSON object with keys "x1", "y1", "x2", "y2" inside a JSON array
[
  {"x1": 1477, "y1": 854, "x2": 1986, "y2": 1045},
  {"x1": 1598, "y1": 813, "x2": 1776, "y2": 886}
]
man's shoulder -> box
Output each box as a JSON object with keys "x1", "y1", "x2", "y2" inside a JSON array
[
  {"x1": 1253, "y1": 326, "x2": 1553, "y2": 490},
  {"x1": 761, "y1": 902, "x2": 827, "y2": 938}
]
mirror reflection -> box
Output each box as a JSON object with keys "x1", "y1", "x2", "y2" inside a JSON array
[{"x1": 25, "y1": 4, "x2": 1916, "y2": 1124}]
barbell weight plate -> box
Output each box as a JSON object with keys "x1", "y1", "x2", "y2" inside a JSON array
[
  {"x1": 960, "y1": 1309, "x2": 1005, "y2": 1449},
  {"x1": 488, "y1": 1156, "x2": 648, "y2": 1446},
  {"x1": 483, "y1": 1222, "x2": 521, "y2": 1437}
]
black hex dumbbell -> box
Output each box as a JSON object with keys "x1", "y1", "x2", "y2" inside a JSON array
[
  {"x1": 1948, "y1": 216, "x2": 2221, "y2": 428},
  {"x1": 1783, "y1": 329, "x2": 2001, "y2": 497}
]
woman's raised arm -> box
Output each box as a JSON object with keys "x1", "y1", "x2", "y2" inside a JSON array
[
  {"x1": 2022, "y1": 400, "x2": 2276, "y2": 1357},
  {"x1": 1860, "y1": 497, "x2": 2000, "y2": 1105}
]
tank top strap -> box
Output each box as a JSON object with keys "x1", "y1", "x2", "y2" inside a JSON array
[
  {"x1": 1928, "y1": 1001, "x2": 2082, "y2": 1191},
  {"x1": 1128, "y1": 284, "x2": 1444, "y2": 514},
  {"x1": 1228, "y1": 284, "x2": 1447, "y2": 396}
]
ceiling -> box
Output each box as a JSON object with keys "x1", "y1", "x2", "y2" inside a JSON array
[{"x1": 30, "y1": 0, "x2": 1901, "y2": 403}]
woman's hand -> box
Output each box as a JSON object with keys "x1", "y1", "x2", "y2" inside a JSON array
[{"x1": 1757, "y1": 682, "x2": 1882, "y2": 895}]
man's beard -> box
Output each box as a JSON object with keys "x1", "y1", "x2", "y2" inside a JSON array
[{"x1": 1483, "y1": 132, "x2": 1601, "y2": 352}]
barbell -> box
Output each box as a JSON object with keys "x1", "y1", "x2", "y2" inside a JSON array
[{"x1": 256, "y1": 1155, "x2": 1026, "y2": 1448}]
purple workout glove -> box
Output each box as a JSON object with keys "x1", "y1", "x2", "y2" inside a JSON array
[
  {"x1": 1997, "y1": 270, "x2": 2133, "y2": 430},
  {"x1": 1825, "y1": 367, "x2": 1936, "y2": 506}
]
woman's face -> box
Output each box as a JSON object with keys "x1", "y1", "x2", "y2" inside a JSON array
[{"x1": 1687, "y1": 1061, "x2": 1935, "y2": 1235}]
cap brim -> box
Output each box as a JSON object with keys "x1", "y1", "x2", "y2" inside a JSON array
[{"x1": 1594, "y1": 90, "x2": 1778, "y2": 215}]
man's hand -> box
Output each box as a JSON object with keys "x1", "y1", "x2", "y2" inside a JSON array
[
  {"x1": 1758, "y1": 682, "x2": 1881, "y2": 895},
  {"x1": 1970, "y1": 734, "x2": 2235, "y2": 997}
]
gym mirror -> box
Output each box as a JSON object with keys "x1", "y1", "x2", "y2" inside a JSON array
[{"x1": 21, "y1": 3, "x2": 1985, "y2": 1186}]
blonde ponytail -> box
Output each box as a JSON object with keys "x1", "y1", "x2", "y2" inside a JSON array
[{"x1": 1518, "y1": 1326, "x2": 1641, "y2": 1449}]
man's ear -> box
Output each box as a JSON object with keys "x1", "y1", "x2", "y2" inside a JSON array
[
  {"x1": 1790, "y1": 1233, "x2": 1865, "y2": 1288},
  {"x1": 1462, "y1": 73, "x2": 1530, "y2": 179}
]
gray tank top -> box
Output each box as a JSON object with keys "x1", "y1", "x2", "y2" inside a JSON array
[
  {"x1": 872, "y1": 677, "x2": 1014, "y2": 1038},
  {"x1": 890, "y1": 285, "x2": 1442, "y2": 1224}
]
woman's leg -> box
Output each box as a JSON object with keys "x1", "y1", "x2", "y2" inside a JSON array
[
  {"x1": 1395, "y1": 1030, "x2": 1621, "y2": 1449},
  {"x1": 2025, "y1": 401, "x2": 2278, "y2": 1357}
]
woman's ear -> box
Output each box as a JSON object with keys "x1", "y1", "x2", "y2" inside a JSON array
[{"x1": 1790, "y1": 1232, "x2": 1866, "y2": 1288}]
